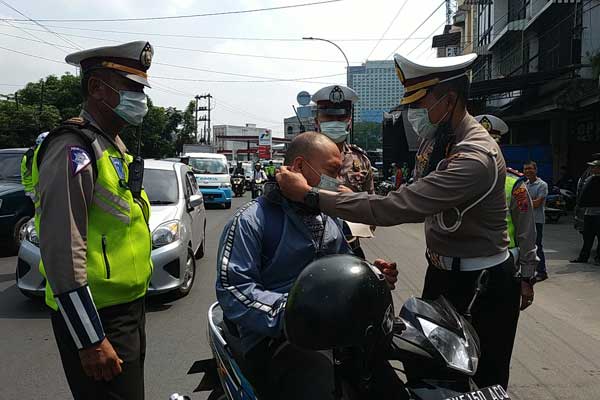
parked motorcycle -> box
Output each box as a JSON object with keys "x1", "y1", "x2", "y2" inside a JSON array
[
  {"x1": 546, "y1": 186, "x2": 567, "y2": 224},
  {"x1": 231, "y1": 175, "x2": 246, "y2": 197},
  {"x1": 251, "y1": 178, "x2": 264, "y2": 199},
  {"x1": 187, "y1": 257, "x2": 509, "y2": 400}
]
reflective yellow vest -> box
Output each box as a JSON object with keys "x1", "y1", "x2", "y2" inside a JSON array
[
  {"x1": 505, "y1": 174, "x2": 519, "y2": 249},
  {"x1": 31, "y1": 124, "x2": 152, "y2": 311},
  {"x1": 20, "y1": 149, "x2": 34, "y2": 193}
]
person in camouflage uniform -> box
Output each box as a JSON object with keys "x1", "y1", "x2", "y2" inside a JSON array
[
  {"x1": 312, "y1": 85, "x2": 374, "y2": 258},
  {"x1": 311, "y1": 85, "x2": 374, "y2": 194}
]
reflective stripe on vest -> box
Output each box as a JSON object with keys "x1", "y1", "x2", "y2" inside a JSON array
[
  {"x1": 505, "y1": 174, "x2": 519, "y2": 249},
  {"x1": 31, "y1": 127, "x2": 152, "y2": 311}
]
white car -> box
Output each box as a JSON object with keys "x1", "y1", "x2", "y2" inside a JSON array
[{"x1": 16, "y1": 160, "x2": 206, "y2": 299}]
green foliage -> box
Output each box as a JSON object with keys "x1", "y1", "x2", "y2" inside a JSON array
[
  {"x1": 352, "y1": 121, "x2": 382, "y2": 151},
  {"x1": 0, "y1": 73, "x2": 196, "y2": 157}
]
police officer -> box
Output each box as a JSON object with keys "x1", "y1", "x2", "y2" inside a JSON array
[
  {"x1": 21, "y1": 131, "x2": 48, "y2": 200},
  {"x1": 265, "y1": 160, "x2": 277, "y2": 181},
  {"x1": 278, "y1": 53, "x2": 520, "y2": 389},
  {"x1": 32, "y1": 41, "x2": 154, "y2": 399},
  {"x1": 475, "y1": 115, "x2": 537, "y2": 308}
]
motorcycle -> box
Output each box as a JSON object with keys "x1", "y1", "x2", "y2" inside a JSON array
[
  {"x1": 546, "y1": 186, "x2": 567, "y2": 224},
  {"x1": 251, "y1": 178, "x2": 264, "y2": 199},
  {"x1": 231, "y1": 175, "x2": 246, "y2": 197},
  {"x1": 187, "y1": 267, "x2": 509, "y2": 400}
]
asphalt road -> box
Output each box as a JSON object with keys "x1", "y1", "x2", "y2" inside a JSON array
[{"x1": 1, "y1": 193, "x2": 599, "y2": 399}]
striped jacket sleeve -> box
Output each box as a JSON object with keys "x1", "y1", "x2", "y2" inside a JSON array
[{"x1": 215, "y1": 204, "x2": 287, "y2": 338}]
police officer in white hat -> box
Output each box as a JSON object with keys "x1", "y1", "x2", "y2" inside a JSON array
[
  {"x1": 278, "y1": 53, "x2": 520, "y2": 390},
  {"x1": 33, "y1": 41, "x2": 154, "y2": 399}
]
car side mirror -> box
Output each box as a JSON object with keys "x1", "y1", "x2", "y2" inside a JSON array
[{"x1": 187, "y1": 194, "x2": 203, "y2": 211}]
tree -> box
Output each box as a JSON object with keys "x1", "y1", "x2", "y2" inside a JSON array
[
  {"x1": 353, "y1": 122, "x2": 382, "y2": 151},
  {"x1": 0, "y1": 102, "x2": 61, "y2": 148},
  {"x1": 175, "y1": 101, "x2": 197, "y2": 154},
  {"x1": 16, "y1": 73, "x2": 82, "y2": 121}
]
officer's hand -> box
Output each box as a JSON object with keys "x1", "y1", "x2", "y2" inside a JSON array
[
  {"x1": 338, "y1": 185, "x2": 352, "y2": 193},
  {"x1": 373, "y1": 259, "x2": 398, "y2": 290},
  {"x1": 520, "y1": 281, "x2": 534, "y2": 311},
  {"x1": 276, "y1": 166, "x2": 311, "y2": 202},
  {"x1": 79, "y1": 338, "x2": 124, "y2": 381}
]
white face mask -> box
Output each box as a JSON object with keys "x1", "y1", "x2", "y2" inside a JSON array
[
  {"x1": 406, "y1": 94, "x2": 448, "y2": 140},
  {"x1": 319, "y1": 121, "x2": 349, "y2": 143},
  {"x1": 101, "y1": 80, "x2": 148, "y2": 126},
  {"x1": 303, "y1": 159, "x2": 340, "y2": 192}
]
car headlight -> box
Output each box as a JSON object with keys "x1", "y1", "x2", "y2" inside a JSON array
[
  {"x1": 152, "y1": 220, "x2": 180, "y2": 248},
  {"x1": 220, "y1": 182, "x2": 231, "y2": 188},
  {"x1": 418, "y1": 317, "x2": 478, "y2": 374},
  {"x1": 22, "y1": 218, "x2": 39, "y2": 247}
]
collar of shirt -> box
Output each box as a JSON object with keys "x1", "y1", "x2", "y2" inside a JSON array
[{"x1": 80, "y1": 109, "x2": 129, "y2": 155}]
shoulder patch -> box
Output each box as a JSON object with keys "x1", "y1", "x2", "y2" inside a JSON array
[
  {"x1": 63, "y1": 117, "x2": 86, "y2": 126},
  {"x1": 69, "y1": 146, "x2": 92, "y2": 176},
  {"x1": 513, "y1": 186, "x2": 529, "y2": 212},
  {"x1": 349, "y1": 143, "x2": 367, "y2": 155}
]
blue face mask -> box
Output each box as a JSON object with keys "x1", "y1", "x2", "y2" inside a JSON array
[
  {"x1": 101, "y1": 80, "x2": 148, "y2": 126},
  {"x1": 319, "y1": 121, "x2": 349, "y2": 143},
  {"x1": 303, "y1": 159, "x2": 340, "y2": 192},
  {"x1": 406, "y1": 94, "x2": 448, "y2": 140}
]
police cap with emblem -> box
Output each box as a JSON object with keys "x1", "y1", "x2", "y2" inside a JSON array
[
  {"x1": 394, "y1": 53, "x2": 477, "y2": 105},
  {"x1": 66, "y1": 41, "x2": 153, "y2": 88},
  {"x1": 475, "y1": 114, "x2": 509, "y2": 141},
  {"x1": 312, "y1": 85, "x2": 359, "y2": 117}
]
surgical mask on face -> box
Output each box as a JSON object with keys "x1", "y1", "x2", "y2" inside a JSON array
[
  {"x1": 406, "y1": 94, "x2": 449, "y2": 140},
  {"x1": 319, "y1": 121, "x2": 349, "y2": 143},
  {"x1": 303, "y1": 159, "x2": 340, "y2": 192},
  {"x1": 100, "y1": 80, "x2": 148, "y2": 126}
]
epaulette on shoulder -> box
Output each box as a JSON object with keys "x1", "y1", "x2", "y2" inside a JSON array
[
  {"x1": 62, "y1": 116, "x2": 87, "y2": 127},
  {"x1": 349, "y1": 143, "x2": 367, "y2": 155},
  {"x1": 507, "y1": 167, "x2": 524, "y2": 177}
]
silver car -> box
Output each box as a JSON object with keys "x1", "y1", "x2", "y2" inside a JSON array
[{"x1": 16, "y1": 160, "x2": 206, "y2": 299}]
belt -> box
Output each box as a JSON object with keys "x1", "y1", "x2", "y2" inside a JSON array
[
  {"x1": 427, "y1": 249, "x2": 510, "y2": 272},
  {"x1": 509, "y1": 247, "x2": 519, "y2": 263}
]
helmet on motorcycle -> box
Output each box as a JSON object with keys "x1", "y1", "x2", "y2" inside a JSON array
[{"x1": 284, "y1": 254, "x2": 394, "y2": 351}]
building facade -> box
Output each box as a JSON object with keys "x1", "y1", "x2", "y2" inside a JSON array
[
  {"x1": 283, "y1": 114, "x2": 316, "y2": 141},
  {"x1": 213, "y1": 123, "x2": 270, "y2": 161},
  {"x1": 347, "y1": 60, "x2": 405, "y2": 123}
]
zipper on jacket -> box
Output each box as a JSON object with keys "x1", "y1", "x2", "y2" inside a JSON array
[{"x1": 101, "y1": 235, "x2": 111, "y2": 279}]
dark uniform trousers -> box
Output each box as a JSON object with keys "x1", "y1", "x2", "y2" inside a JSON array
[
  {"x1": 51, "y1": 297, "x2": 146, "y2": 400},
  {"x1": 579, "y1": 215, "x2": 600, "y2": 261},
  {"x1": 422, "y1": 256, "x2": 520, "y2": 390}
]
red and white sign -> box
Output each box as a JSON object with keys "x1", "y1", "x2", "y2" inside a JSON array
[{"x1": 258, "y1": 145, "x2": 271, "y2": 159}]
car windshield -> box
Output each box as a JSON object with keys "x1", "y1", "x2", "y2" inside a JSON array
[
  {"x1": 189, "y1": 158, "x2": 228, "y2": 174},
  {"x1": 0, "y1": 152, "x2": 24, "y2": 180},
  {"x1": 143, "y1": 168, "x2": 178, "y2": 205}
]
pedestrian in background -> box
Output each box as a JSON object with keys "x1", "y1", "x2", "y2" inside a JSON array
[
  {"x1": 524, "y1": 161, "x2": 549, "y2": 281},
  {"x1": 571, "y1": 160, "x2": 600, "y2": 265},
  {"x1": 20, "y1": 131, "x2": 48, "y2": 201}
]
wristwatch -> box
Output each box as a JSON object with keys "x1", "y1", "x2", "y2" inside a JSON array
[
  {"x1": 521, "y1": 276, "x2": 536, "y2": 286},
  {"x1": 304, "y1": 187, "x2": 320, "y2": 209}
]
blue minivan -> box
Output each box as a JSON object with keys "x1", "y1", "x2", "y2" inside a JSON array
[{"x1": 185, "y1": 153, "x2": 233, "y2": 209}]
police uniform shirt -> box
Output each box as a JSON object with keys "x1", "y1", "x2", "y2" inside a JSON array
[
  {"x1": 318, "y1": 113, "x2": 509, "y2": 258},
  {"x1": 340, "y1": 142, "x2": 374, "y2": 194},
  {"x1": 508, "y1": 176, "x2": 538, "y2": 277}
]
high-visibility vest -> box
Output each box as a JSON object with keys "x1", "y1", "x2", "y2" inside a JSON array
[
  {"x1": 505, "y1": 174, "x2": 520, "y2": 249},
  {"x1": 31, "y1": 123, "x2": 152, "y2": 311},
  {"x1": 20, "y1": 149, "x2": 34, "y2": 193}
]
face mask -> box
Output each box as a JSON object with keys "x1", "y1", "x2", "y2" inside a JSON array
[
  {"x1": 406, "y1": 94, "x2": 449, "y2": 140},
  {"x1": 100, "y1": 80, "x2": 148, "y2": 126},
  {"x1": 319, "y1": 121, "x2": 349, "y2": 143},
  {"x1": 303, "y1": 159, "x2": 340, "y2": 192}
]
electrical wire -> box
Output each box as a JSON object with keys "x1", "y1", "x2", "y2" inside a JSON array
[
  {"x1": 385, "y1": 0, "x2": 446, "y2": 59},
  {"x1": 364, "y1": 0, "x2": 410, "y2": 61},
  {"x1": 0, "y1": 0, "x2": 82, "y2": 49},
  {"x1": 0, "y1": 0, "x2": 343, "y2": 23},
  {"x1": 0, "y1": 44, "x2": 66, "y2": 64},
  {"x1": 0, "y1": 20, "x2": 71, "y2": 53},
  {"x1": 407, "y1": 20, "x2": 446, "y2": 56}
]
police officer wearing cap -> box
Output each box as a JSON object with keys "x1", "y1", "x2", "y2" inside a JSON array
[
  {"x1": 278, "y1": 53, "x2": 520, "y2": 389},
  {"x1": 475, "y1": 115, "x2": 537, "y2": 308},
  {"x1": 32, "y1": 41, "x2": 154, "y2": 399}
]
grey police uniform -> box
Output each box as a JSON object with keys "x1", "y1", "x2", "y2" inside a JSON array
[{"x1": 315, "y1": 53, "x2": 521, "y2": 390}]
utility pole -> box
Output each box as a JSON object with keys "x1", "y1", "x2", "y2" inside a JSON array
[
  {"x1": 194, "y1": 95, "x2": 200, "y2": 143},
  {"x1": 197, "y1": 93, "x2": 213, "y2": 144}
]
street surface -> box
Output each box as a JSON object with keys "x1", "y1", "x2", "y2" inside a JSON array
[{"x1": 1, "y1": 193, "x2": 599, "y2": 399}]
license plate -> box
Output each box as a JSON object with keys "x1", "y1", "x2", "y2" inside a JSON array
[{"x1": 444, "y1": 385, "x2": 511, "y2": 400}]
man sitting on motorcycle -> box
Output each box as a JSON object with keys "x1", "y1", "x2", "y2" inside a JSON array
[
  {"x1": 216, "y1": 132, "x2": 398, "y2": 400},
  {"x1": 233, "y1": 161, "x2": 245, "y2": 176}
]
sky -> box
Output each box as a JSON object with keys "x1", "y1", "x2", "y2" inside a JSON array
[{"x1": 0, "y1": 0, "x2": 447, "y2": 137}]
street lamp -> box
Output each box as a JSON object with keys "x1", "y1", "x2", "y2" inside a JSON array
[{"x1": 302, "y1": 36, "x2": 355, "y2": 144}]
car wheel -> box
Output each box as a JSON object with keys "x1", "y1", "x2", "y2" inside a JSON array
[
  {"x1": 195, "y1": 223, "x2": 206, "y2": 260},
  {"x1": 224, "y1": 202, "x2": 232, "y2": 209},
  {"x1": 12, "y1": 216, "x2": 30, "y2": 252},
  {"x1": 176, "y1": 248, "x2": 196, "y2": 298}
]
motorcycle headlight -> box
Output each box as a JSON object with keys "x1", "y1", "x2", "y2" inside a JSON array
[
  {"x1": 152, "y1": 220, "x2": 180, "y2": 248},
  {"x1": 220, "y1": 182, "x2": 231, "y2": 188},
  {"x1": 22, "y1": 218, "x2": 39, "y2": 247},
  {"x1": 418, "y1": 317, "x2": 478, "y2": 375}
]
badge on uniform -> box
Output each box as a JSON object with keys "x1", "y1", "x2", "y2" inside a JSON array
[
  {"x1": 110, "y1": 157, "x2": 126, "y2": 180},
  {"x1": 69, "y1": 146, "x2": 91, "y2": 176}
]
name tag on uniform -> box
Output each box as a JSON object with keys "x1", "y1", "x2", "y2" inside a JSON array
[{"x1": 110, "y1": 157, "x2": 126, "y2": 180}]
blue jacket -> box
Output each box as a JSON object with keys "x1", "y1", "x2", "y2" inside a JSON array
[{"x1": 216, "y1": 191, "x2": 352, "y2": 353}]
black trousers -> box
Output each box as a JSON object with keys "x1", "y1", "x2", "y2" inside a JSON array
[
  {"x1": 578, "y1": 215, "x2": 600, "y2": 261},
  {"x1": 422, "y1": 257, "x2": 521, "y2": 390},
  {"x1": 244, "y1": 339, "x2": 405, "y2": 400},
  {"x1": 51, "y1": 297, "x2": 146, "y2": 400}
]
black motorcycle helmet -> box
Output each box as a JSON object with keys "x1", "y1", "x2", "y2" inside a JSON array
[{"x1": 284, "y1": 255, "x2": 394, "y2": 351}]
